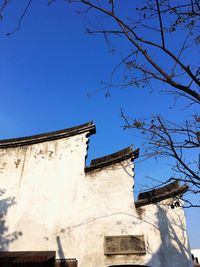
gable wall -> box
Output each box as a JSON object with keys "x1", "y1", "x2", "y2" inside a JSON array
[
  {"x1": 0, "y1": 133, "x2": 88, "y2": 253},
  {"x1": 0, "y1": 131, "x2": 193, "y2": 267}
]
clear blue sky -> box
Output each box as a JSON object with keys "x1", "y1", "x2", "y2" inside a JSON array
[{"x1": 0, "y1": 1, "x2": 199, "y2": 248}]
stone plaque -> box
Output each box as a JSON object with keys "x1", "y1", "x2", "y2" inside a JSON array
[{"x1": 104, "y1": 235, "x2": 146, "y2": 255}]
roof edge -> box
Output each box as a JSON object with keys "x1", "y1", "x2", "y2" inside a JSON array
[
  {"x1": 0, "y1": 122, "x2": 96, "y2": 149},
  {"x1": 85, "y1": 146, "x2": 139, "y2": 172},
  {"x1": 135, "y1": 181, "x2": 188, "y2": 208}
]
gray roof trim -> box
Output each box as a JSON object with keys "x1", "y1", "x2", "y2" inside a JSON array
[
  {"x1": 0, "y1": 122, "x2": 96, "y2": 149},
  {"x1": 85, "y1": 146, "x2": 139, "y2": 172},
  {"x1": 135, "y1": 181, "x2": 188, "y2": 208}
]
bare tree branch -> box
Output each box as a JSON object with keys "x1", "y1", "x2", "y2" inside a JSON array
[{"x1": 6, "y1": 0, "x2": 33, "y2": 36}]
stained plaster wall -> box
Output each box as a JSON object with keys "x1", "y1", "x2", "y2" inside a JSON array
[
  {"x1": 192, "y1": 249, "x2": 200, "y2": 263},
  {"x1": 0, "y1": 132, "x2": 89, "y2": 256},
  {"x1": 138, "y1": 200, "x2": 193, "y2": 267},
  {"x1": 84, "y1": 165, "x2": 193, "y2": 267},
  {"x1": 0, "y1": 130, "x2": 193, "y2": 267}
]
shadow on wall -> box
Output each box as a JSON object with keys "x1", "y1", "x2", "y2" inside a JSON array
[
  {"x1": 146, "y1": 205, "x2": 192, "y2": 267},
  {"x1": 0, "y1": 188, "x2": 22, "y2": 251},
  {"x1": 56, "y1": 236, "x2": 67, "y2": 267},
  {"x1": 56, "y1": 236, "x2": 65, "y2": 259}
]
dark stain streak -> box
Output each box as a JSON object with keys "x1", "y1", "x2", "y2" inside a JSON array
[
  {"x1": 14, "y1": 159, "x2": 21, "y2": 168},
  {"x1": 136, "y1": 207, "x2": 145, "y2": 219},
  {"x1": 2, "y1": 162, "x2": 6, "y2": 168},
  {"x1": 17, "y1": 147, "x2": 27, "y2": 195},
  {"x1": 60, "y1": 228, "x2": 65, "y2": 234},
  {"x1": 39, "y1": 149, "x2": 43, "y2": 155},
  {"x1": 20, "y1": 149, "x2": 27, "y2": 178},
  {"x1": 0, "y1": 162, "x2": 7, "y2": 173},
  {"x1": 48, "y1": 151, "x2": 54, "y2": 159}
]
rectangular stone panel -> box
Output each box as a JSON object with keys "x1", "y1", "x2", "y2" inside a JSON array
[{"x1": 104, "y1": 235, "x2": 146, "y2": 255}]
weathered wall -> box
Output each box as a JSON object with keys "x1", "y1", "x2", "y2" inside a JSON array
[
  {"x1": 192, "y1": 249, "x2": 200, "y2": 263},
  {"x1": 0, "y1": 132, "x2": 89, "y2": 255},
  {"x1": 0, "y1": 130, "x2": 193, "y2": 267},
  {"x1": 84, "y1": 165, "x2": 193, "y2": 267},
  {"x1": 140, "y1": 200, "x2": 193, "y2": 267}
]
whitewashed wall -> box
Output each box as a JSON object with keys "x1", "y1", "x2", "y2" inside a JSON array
[
  {"x1": 192, "y1": 249, "x2": 200, "y2": 263},
  {"x1": 0, "y1": 130, "x2": 193, "y2": 267}
]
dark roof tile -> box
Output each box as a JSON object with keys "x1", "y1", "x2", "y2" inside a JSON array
[
  {"x1": 85, "y1": 146, "x2": 139, "y2": 172},
  {"x1": 0, "y1": 122, "x2": 96, "y2": 149},
  {"x1": 135, "y1": 181, "x2": 188, "y2": 208}
]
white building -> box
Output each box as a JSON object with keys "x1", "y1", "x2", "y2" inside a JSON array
[
  {"x1": 192, "y1": 249, "x2": 200, "y2": 266},
  {"x1": 0, "y1": 122, "x2": 193, "y2": 267}
]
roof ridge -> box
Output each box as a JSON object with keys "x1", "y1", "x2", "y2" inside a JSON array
[
  {"x1": 0, "y1": 122, "x2": 96, "y2": 149},
  {"x1": 135, "y1": 181, "x2": 188, "y2": 208},
  {"x1": 85, "y1": 145, "x2": 139, "y2": 172}
]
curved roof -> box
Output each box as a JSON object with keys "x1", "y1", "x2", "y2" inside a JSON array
[
  {"x1": 85, "y1": 146, "x2": 139, "y2": 172},
  {"x1": 135, "y1": 181, "x2": 188, "y2": 208},
  {"x1": 0, "y1": 122, "x2": 96, "y2": 149}
]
